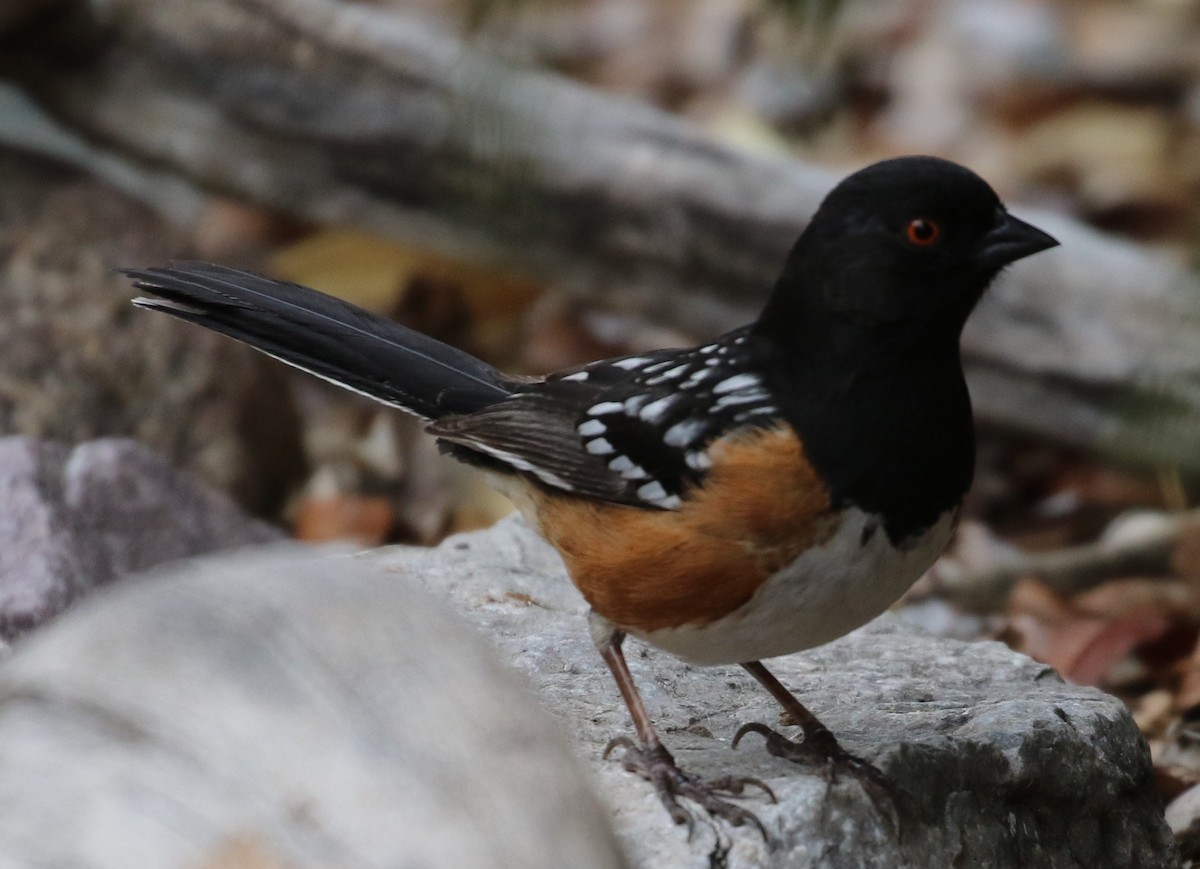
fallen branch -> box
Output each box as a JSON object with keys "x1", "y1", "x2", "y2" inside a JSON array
[
  {"x1": 2, "y1": 0, "x2": 1197, "y2": 472},
  {"x1": 932, "y1": 509, "x2": 1200, "y2": 613}
]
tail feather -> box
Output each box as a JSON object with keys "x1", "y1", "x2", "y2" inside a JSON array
[{"x1": 125, "y1": 262, "x2": 514, "y2": 419}]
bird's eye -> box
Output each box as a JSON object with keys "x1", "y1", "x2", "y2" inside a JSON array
[{"x1": 906, "y1": 218, "x2": 940, "y2": 247}]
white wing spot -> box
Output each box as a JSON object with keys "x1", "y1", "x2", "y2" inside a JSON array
[
  {"x1": 664, "y1": 418, "x2": 706, "y2": 448},
  {"x1": 686, "y1": 451, "x2": 713, "y2": 471},
  {"x1": 576, "y1": 419, "x2": 607, "y2": 436},
  {"x1": 613, "y1": 356, "x2": 653, "y2": 370},
  {"x1": 637, "y1": 481, "x2": 680, "y2": 508},
  {"x1": 715, "y1": 391, "x2": 768, "y2": 408},
  {"x1": 587, "y1": 401, "x2": 624, "y2": 415},
  {"x1": 735, "y1": 406, "x2": 777, "y2": 421},
  {"x1": 645, "y1": 362, "x2": 694, "y2": 386},
  {"x1": 585, "y1": 438, "x2": 616, "y2": 455},
  {"x1": 698, "y1": 344, "x2": 718, "y2": 355},
  {"x1": 608, "y1": 455, "x2": 635, "y2": 472},
  {"x1": 643, "y1": 360, "x2": 677, "y2": 374},
  {"x1": 639, "y1": 395, "x2": 676, "y2": 424},
  {"x1": 609, "y1": 453, "x2": 648, "y2": 482},
  {"x1": 682, "y1": 367, "x2": 719, "y2": 388},
  {"x1": 561, "y1": 370, "x2": 589, "y2": 382},
  {"x1": 624, "y1": 394, "x2": 651, "y2": 414},
  {"x1": 713, "y1": 373, "x2": 760, "y2": 395},
  {"x1": 607, "y1": 455, "x2": 649, "y2": 480},
  {"x1": 619, "y1": 463, "x2": 649, "y2": 480}
]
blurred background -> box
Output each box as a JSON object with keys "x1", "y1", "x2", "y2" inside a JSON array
[{"x1": 0, "y1": 0, "x2": 1199, "y2": 838}]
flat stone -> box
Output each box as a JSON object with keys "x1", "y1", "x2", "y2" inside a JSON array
[
  {"x1": 364, "y1": 516, "x2": 1177, "y2": 868},
  {"x1": 0, "y1": 546, "x2": 624, "y2": 869}
]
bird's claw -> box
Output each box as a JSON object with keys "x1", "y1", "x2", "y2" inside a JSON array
[
  {"x1": 604, "y1": 737, "x2": 774, "y2": 841},
  {"x1": 733, "y1": 721, "x2": 903, "y2": 830}
]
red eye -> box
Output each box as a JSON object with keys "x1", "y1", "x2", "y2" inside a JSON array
[{"x1": 906, "y1": 218, "x2": 940, "y2": 246}]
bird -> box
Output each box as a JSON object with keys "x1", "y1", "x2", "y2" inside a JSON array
[{"x1": 125, "y1": 155, "x2": 1058, "y2": 833}]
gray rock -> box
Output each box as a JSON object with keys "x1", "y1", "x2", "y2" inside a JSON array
[
  {"x1": 1166, "y1": 784, "x2": 1200, "y2": 864},
  {"x1": 0, "y1": 150, "x2": 307, "y2": 515},
  {"x1": 0, "y1": 546, "x2": 624, "y2": 869},
  {"x1": 0, "y1": 437, "x2": 281, "y2": 637},
  {"x1": 0, "y1": 514, "x2": 1173, "y2": 867},
  {"x1": 363, "y1": 517, "x2": 1177, "y2": 868},
  {"x1": 1167, "y1": 783, "x2": 1200, "y2": 833}
]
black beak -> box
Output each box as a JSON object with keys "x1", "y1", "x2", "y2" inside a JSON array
[{"x1": 978, "y1": 211, "x2": 1059, "y2": 270}]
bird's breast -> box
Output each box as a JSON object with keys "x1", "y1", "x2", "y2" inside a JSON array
[
  {"x1": 497, "y1": 424, "x2": 958, "y2": 666},
  {"x1": 635, "y1": 506, "x2": 958, "y2": 665}
]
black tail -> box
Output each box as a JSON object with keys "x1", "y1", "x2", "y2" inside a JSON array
[{"x1": 125, "y1": 262, "x2": 515, "y2": 420}]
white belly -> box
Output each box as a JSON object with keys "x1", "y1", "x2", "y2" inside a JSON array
[{"x1": 635, "y1": 507, "x2": 957, "y2": 665}]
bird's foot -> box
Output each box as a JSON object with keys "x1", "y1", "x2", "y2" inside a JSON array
[
  {"x1": 604, "y1": 736, "x2": 775, "y2": 839},
  {"x1": 732, "y1": 722, "x2": 900, "y2": 823}
]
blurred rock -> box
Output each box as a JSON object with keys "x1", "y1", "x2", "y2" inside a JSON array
[
  {"x1": 894, "y1": 597, "x2": 1000, "y2": 643},
  {"x1": 1166, "y1": 783, "x2": 1200, "y2": 864},
  {"x1": 366, "y1": 517, "x2": 1176, "y2": 867},
  {"x1": 0, "y1": 545, "x2": 624, "y2": 869},
  {"x1": 734, "y1": 61, "x2": 839, "y2": 135},
  {"x1": 0, "y1": 437, "x2": 281, "y2": 638},
  {"x1": 0, "y1": 148, "x2": 307, "y2": 515}
]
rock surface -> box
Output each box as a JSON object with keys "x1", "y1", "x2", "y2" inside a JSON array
[
  {"x1": 0, "y1": 437, "x2": 281, "y2": 637},
  {"x1": 0, "y1": 546, "x2": 624, "y2": 869},
  {"x1": 364, "y1": 517, "x2": 1177, "y2": 868},
  {"x1": 0, "y1": 516, "x2": 1176, "y2": 867}
]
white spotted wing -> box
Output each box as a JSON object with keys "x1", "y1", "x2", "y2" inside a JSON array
[{"x1": 428, "y1": 326, "x2": 780, "y2": 509}]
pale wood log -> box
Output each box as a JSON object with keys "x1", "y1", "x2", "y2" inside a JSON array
[{"x1": 3, "y1": 0, "x2": 1197, "y2": 471}]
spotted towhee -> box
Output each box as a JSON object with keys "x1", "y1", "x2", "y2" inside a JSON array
[{"x1": 126, "y1": 156, "x2": 1058, "y2": 832}]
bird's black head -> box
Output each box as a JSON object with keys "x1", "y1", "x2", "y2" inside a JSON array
[
  {"x1": 756, "y1": 156, "x2": 1058, "y2": 354},
  {"x1": 749, "y1": 157, "x2": 1058, "y2": 543}
]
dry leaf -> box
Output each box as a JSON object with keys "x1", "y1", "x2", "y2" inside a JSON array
[
  {"x1": 271, "y1": 229, "x2": 422, "y2": 311},
  {"x1": 194, "y1": 833, "x2": 287, "y2": 869},
  {"x1": 192, "y1": 198, "x2": 290, "y2": 260},
  {"x1": 1155, "y1": 764, "x2": 1200, "y2": 805},
  {"x1": 1075, "y1": 578, "x2": 1200, "y2": 623},
  {"x1": 1174, "y1": 523, "x2": 1200, "y2": 580},
  {"x1": 293, "y1": 494, "x2": 394, "y2": 546},
  {"x1": 1174, "y1": 633, "x2": 1200, "y2": 713},
  {"x1": 1135, "y1": 688, "x2": 1175, "y2": 737},
  {"x1": 1009, "y1": 577, "x2": 1172, "y2": 685}
]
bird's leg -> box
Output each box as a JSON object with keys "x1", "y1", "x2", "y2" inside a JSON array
[
  {"x1": 591, "y1": 615, "x2": 774, "y2": 836},
  {"x1": 733, "y1": 661, "x2": 894, "y2": 804}
]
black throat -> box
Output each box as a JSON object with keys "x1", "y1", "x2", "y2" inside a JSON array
[{"x1": 749, "y1": 316, "x2": 974, "y2": 546}]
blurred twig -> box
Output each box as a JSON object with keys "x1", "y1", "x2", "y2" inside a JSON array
[{"x1": 933, "y1": 509, "x2": 1200, "y2": 613}]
